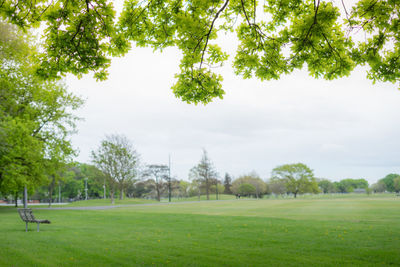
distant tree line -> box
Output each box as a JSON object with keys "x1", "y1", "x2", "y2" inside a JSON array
[{"x1": 2, "y1": 132, "x2": 399, "y2": 204}]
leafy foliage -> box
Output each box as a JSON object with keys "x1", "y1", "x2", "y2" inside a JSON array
[
  {"x1": 378, "y1": 173, "x2": 400, "y2": 193},
  {"x1": 231, "y1": 172, "x2": 266, "y2": 198},
  {"x1": 318, "y1": 179, "x2": 337, "y2": 194},
  {"x1": 271, "y1": 163, "x2": 320, "y2": 197},
  {"x1": 334, "y1": 178, "x2": 369, "y2": 193},
  {"x1": 0, "y1": 23, "x2": 83, "y2": 196},
  {"x1": 1, "y1": 1, "x2": 399, "y2": 104},
  {"x1": 91, "y1": 134, "x2": 139, "y2": 203}
]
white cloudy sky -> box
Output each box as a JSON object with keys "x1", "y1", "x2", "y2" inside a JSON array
[
  {"x1": 66, "y1": 40, "x2": 400, "y2": 184},
  {"x1": 64, "y1": 0, "x2": 399, "y2": 183}
]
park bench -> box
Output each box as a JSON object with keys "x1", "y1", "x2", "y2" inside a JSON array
[{"x1": 18, "y1": 208, "x2": 51, "y2": 232}]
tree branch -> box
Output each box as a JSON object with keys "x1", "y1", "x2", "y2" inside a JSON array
[{"x1": 199, "y1": 0, "x2": 230, "y2": 68}]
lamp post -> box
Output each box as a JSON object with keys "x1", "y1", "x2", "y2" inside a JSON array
[
  {"x1": 84, "y1": 178, "x2": 88, "y2": 200},
  {"x1": 24, "y1": 185, "x2": 28, "y2": 208},
  {"x1": 168, "y1": 155, "x2": 171, "y2": 202}
]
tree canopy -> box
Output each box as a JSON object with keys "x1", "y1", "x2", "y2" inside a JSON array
[
  {"x1": 0, "y1": 22, "x2": 83, "y2": 196},
  {"x1": 91, "y1": 134, "x2": 139, "y2": 203},
  {"x1": 231, "y1": 172, "x2": 266, "y2": 198},
  {"x1": 143, "y1": 164, "x2": 169, "y2": 201},
  {"x1": 378, "y1": 173, "x2": 400, "y2": 193},
  {"x1": 271, "y1": 163, "x2": 319, "y2": 197},
  {"x1": 1, "y1": 0, "x2": 399, "y2": 104}
]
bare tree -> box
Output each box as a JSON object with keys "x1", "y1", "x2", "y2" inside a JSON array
[
  {"x1": 91, "y1": 135, "x2": 139, "y2": 204},
  {"x1": 143, "y1": 164, "x2": 169, "y2": 201},
  {"x1": 189, "y1": 149, "x2": 218, "y2": 200}
]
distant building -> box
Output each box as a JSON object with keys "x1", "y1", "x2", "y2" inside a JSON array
[{"x1": 353, "y1": 188, "x2": 366, "y2": 194}]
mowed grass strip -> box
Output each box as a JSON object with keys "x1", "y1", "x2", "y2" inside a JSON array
[{"x1": 1, "y1": 197, "x2": 399, "y2": 266}]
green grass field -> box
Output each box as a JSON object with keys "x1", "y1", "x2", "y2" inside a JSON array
[{"x1": 1, "y1": 196, "x2": 400, "y2": 266}]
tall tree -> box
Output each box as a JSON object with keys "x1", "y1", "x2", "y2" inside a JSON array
[
  {"x1": 1, "y1": 1, "x2": 399, "y2": 104},
  {"x1": 143, "y1": 164, "x2": 169, "y2": 201},
  {"x1": 91, "y1": 134, "x2": 139, "y2": 203},
  {"x1": 271, "y1": 163, "x2": 320, "y2": 198},
  {"x1": 0, "y1": 22, "x2": 83, "y2": 200},
  {"x1": 223, "y1": 173, "x2": 233, "y2": 194},
  {"x1": 189, "y1": 149, "x2": 218, "y2": 200}
]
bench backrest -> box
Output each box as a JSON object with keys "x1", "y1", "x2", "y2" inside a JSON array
[{"x1": 18, "y1": 208, "x2": 36, "y2": 222}]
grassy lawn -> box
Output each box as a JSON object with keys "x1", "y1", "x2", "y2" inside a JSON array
[{"x1": 1, "y1": 196, "x2": 399, "y2": 266}]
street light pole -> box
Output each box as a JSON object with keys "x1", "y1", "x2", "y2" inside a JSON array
[
  {"x1": 168, "y1": 155, "x2": 171, "y2": 202},
  {"x1": 24, "y1": 185, "x2": 28, "y2": 208}
]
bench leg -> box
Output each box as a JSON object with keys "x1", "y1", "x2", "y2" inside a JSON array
[
  {"x1": 26, "y1": 222, "x2": 28, "y2": 232},
  {"x1": 37, "y1": 223, "x2": 40, "y2": 232}
]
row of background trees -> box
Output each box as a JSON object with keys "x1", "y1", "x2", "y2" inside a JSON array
[{"x1": 2, "y1": 133, "x2": 399, "y2": 205}]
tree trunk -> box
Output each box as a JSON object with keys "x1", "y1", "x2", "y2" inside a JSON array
[
  {"x1": 119, "y1": 186, "x2": 124, "y2": 200},
  {"x1": 294, "y1": 192, "x2": 297, "y2": 198},
  {"x1": 15, "y1": 192, "x2": 18, "y2": 207},
  {"x1": 110, "y1": 190, "x2": 115, "y2": 204},
  {"x1": 206, "y1": 179, "x2": 209, "y2": 200},
  {"x1": 156, "y1": 184, "x2": 160, "y2": 202},
  {"x1": 48, "y1": 175, "x2": 55, "y2": 207}
]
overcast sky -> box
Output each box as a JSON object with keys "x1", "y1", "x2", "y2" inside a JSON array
[{"x1": 66, "y1": 38, "x2": 400, "y2": 184}]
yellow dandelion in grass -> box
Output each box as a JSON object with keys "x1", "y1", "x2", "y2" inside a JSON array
[{"x1": 158, "y1": 240, "x2": 160, "y2": 242}]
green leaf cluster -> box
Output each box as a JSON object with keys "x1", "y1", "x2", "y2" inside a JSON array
[
  {"x1": 271, "y1": 163, "x2": 320, "y2": 197},
  {"x1": 91, "y1": 134, "x2": 139, "y2": 202},
  {"x1": 0, "y1": 23, "x2": 83, "y2": 196},
  {"x1": 378, "y1": 173, "x2": 400, "y2": 193},
  {"x1": 1, "y1": 0, "x2": 399, "y2": 104}
]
